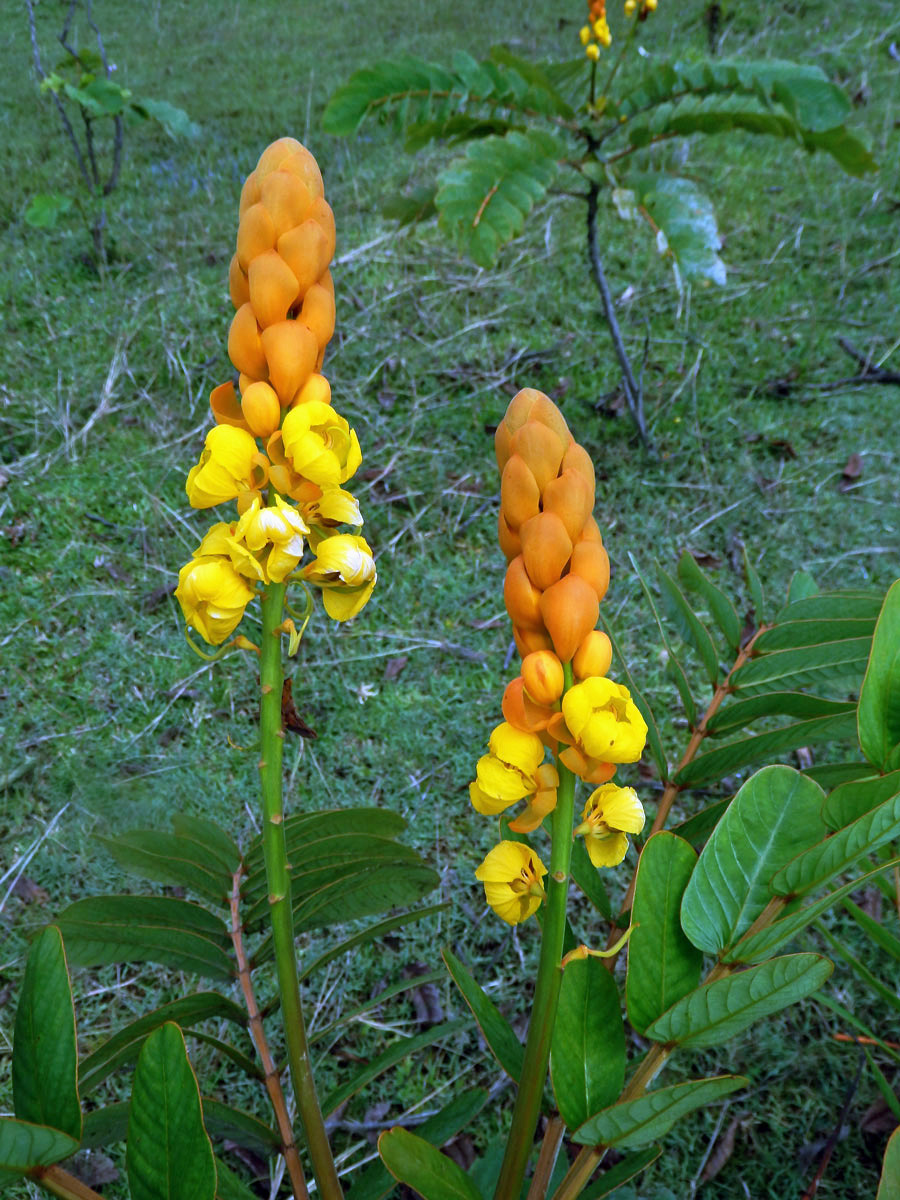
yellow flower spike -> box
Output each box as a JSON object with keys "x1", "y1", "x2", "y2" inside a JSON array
[
  {"x1": 175, "y1": 556, "x2": 256, "y2": 645},
  {"x1": 186, "y1": 425, "x2": 269, "y2": 509},
  {"x1": 301, "y1": 533, "x2": 376, "y2": 620},
  {"x1": 561, "y1": 676, "x2": 648, "y2": 763},
  {"x1": 575, "y1": 782, "x2": 645, "y2": 868},
  {"x1": 585, "y1": 43, "x2": 600, "y2": 61},
  {"x1": 474, "y1": 841, "x2": 548, "y2": 925},
  {"x1": 280, "y1": 399, "x2": 362, "y2": 486}
]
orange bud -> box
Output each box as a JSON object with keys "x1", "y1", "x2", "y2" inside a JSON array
[
  {"x1": 562, "y1": 441, "x2": 595, "y2": 490},
  {"x1": 542, "y1": 468, "x2": 594, "y2": 542},
  {"x1": 308, "y1": 198, "x2": 337, "y2": 263},
  {"x1": 228, "y1": 254, "x2": 250, "y2": 308},
  {"x1": 580, "y1": 515, "x2": 604, "y2": 543},
  {"x1": 277, "y1": 221, "x2": 331, "y2": 297},
  {"x1": 237, "y1": 203, "x2": 276, "y2": 271},
  {"x1": 573, "y1": 630, "x2": 613, "y2": 680},
  {"x1": 509, "y1": 422, "x2": 566, "y2": 492},
  {"x1": 260, "y1": 170, "x2": 313, "y2": 236},
  {"x1": 239, "y1": 170, "x2": 261, "y2": 216},
  {"x1": 291, "y1": 373, "x2": 332, "y2": 408},
  {"x1": 241, "y1": 381, "x2": 281, "y2": 438},
  {"x1": 539, "y1": 574, "x2": 599, "y2": 662},
  {"x1": 503, "y1": 556, "x2": 544, "y2": 629},
  {"x1": 209, "y1": 380, "x2": 247, "y2": 429},
  {"x1": 513, "y1": 625, "x2": 554, "y2": 657},
  {"x1": 520, "y1": 512, "x2": 573, "y2": 591},
  {"x1": 521, "y1": 650, "x2": 564, "y2": 705},
  {"x1": 500, "y1": 454, "x2": 540, "y2": 529},
  {"x1": 260, "y1": 320, "x2": 318, "y2": 403},
  {"x1": 256, "y1": 138, "x2": 324, "y2": 200},
  {"x1": 299, "y1": 280, "x2": 336, "y2": 350},
  {"x1": 570, "y1": 539, "x2": 610, "y2": 602},
  {"x1": 498, "y1": 511, "x2": 521, "y2": 561},
  {"x1": 502, "y1": 676, "x2": 555, "y2": 733},
  {"x1": 559, "y1": 745, "x2": 617, "y2": 785},
  {"x1": 248, "y1": 250, "x2": 300, "y2": 328},
  {"x1": 228, "y1": 303, "x2": 268, "y2": 379}
]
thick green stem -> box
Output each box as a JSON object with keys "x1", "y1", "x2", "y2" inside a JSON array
[
  {"x1": 259, "y1": 585, "x2": 342, "y2": 1200},
  {"x1": 494, "y1": 667, "x2": 578, "y2": 1200}
]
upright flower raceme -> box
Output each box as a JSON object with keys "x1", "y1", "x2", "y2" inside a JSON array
[
  {"x1": 176, "y1": 138, "x2": 375, "y2": 645},
  {"x1": 471, "y1": 388, "x2": 647, "y2": 923},
  {"x1": 581, "y1": 0, "x2": 612, "y2": 58}
]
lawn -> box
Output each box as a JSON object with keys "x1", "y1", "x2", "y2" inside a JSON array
[{"x1": 1, "y1": 1, "x2": 898, "y2": 1197}]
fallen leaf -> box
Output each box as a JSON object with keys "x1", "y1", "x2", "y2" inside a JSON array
[
  {"x1": 700, "y1": 1114, "x2": 748, "y2": 1184},
  {"x1": 384, "y1": 656, "x2": 408, "y2": 682},
  {"x1": 12, "y1": 876, "x2": 49, "y2": 905},
  {"x1": 688, "y1": 548, "x2": 723, "y2": 569},
  {"x1": 403, "y1": 962, "x2": 444, "y2": 1027},
  {"x1": 281, "y1": 679, "x2": 317, "y2": 739},
  {"x1": 839, "y1": 453, "x2": 863, "y2": 492}
]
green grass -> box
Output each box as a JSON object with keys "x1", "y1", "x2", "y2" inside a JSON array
[{"x1": 1, "y1": 0, "x2": 899, "y2": 1197}]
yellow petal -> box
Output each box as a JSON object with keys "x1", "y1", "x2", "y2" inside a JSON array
[
  {"x1": 489, "y1": 722, "x2": 545, "y2": 776},
  {"x1": 476, "y1": 755, "x2": 532, "y2": 803},
  {"x1": 593, "y1": 784, "x2": 645, "y2": 834},
  {"x1": 585, "y1": 830, "x2": 629, "y2": 868}
]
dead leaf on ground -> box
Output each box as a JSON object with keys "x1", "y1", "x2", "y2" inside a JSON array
[
  {"x1": 383, "y1": 656, "x2": 408, "y2": 682},
  {"x1": 12, "y1": 876, "x2": 49, "y2": 905},
  {"x1": 839, "y1": 453, "x2": 864, "y2": 492},
  {"x1": 402, "y1": 961, "x2": 444, "y2": 1027},
  {"x1": 688, "y1": 548, "x2": 723, "y2": 569},
  {"x1": 141, "y1": 583, "x2": 175, "y2": 610},
  {"x1": 443, "y1": 1134, "x2": 477, "y2": 1172},
  {"x1": 860, "y1": 1093, "x2": 900, "y2": 1137},
  {"x1": 64, "y1": 1151, "x2": 119, "y2": 1187},
  {"x1": 700, "y1": 1114, "x2": 750, "y2": 1184}
]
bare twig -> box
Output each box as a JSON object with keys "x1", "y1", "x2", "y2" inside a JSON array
[
  {"x1": 800, "y1": 1048, "x2": 865, "y2": 1199},
  {"x1": 585, "y1": 181, "x2": 652, "y2": 450},
  {"x1": 25, "y1": 0, "x2": 92, "y2": 189},
  {"x1": 229, "y1": 870, "x2": 310, "y2": 1200}
]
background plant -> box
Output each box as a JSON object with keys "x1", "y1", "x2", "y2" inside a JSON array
[
  {"x1": 24, "y1": 0, "x2": 199, "y2": 267},
  {"x1": 323, "y1": 1, "x2": 876, "y2": 444},
  {"x1": 1, "y1": 1, "x2": 898, "y2": 1196}
]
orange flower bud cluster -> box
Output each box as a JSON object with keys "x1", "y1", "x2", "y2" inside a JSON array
[
  {"x1": 210, "y1": 137, "x2": 337, "y2": 439},
  {"x1": 496, "y1": 388, "x2": 610, "y2": 665}
]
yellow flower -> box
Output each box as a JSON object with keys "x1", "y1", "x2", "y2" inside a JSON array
[
  {"x1": 469, "y1": 722, "x2": 559, "y2": 832},
  {"x1": 302, "y1": 533, "x2": 376, "y2": 620},
  {"x1": 196, "y1": 521, "x2": 264, "y2": 582},
  {"x1": 594, "y1": 16, "x2": 612, "y2": 46},
  {"x1": 561, "y1": 676, "x2": 648, "y2": 763},
  {"x1": 186, "y1": 426, "x2": 268, "y2": 509},
  {"x1": 579, "y1": 24, "x2": 592, "y2": 44},
  {"x1": 175, "y1": 557, "x2": 255, "y2": 644},
  {"x1": 280, "y1": 399, "x2": 362, "y2": 487},
  {"x1": 575, "y1": 783, "x2": 645, "y2": 867},
  {"x1": 475, "y1": 841, "x2": 548, "y2": 925},
  {"x1": 625, "y1": 0, "x2": 636, "y2": 12},
  {"x1": 585, "y1": 42, "x2": 600, "y2": 60},
  {"x1": 234, "y1": 495, "x2": 309, "y2": 583},
  {"x1": 301, "y1": 486, "x2": 364, "y2": 544}
]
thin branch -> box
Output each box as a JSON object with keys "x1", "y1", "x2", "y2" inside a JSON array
[
  {"x1": 526, "y1": 1117, "x2": 566, "y2": 1200},
  {"x1": 586, "y1": 180, "x2": 652, "y2": 450},
  {"x1": 230, "y1": 869, "x2": 310, "y2": 1200},
  {"x1": 24, "y1": 0, "x2": 93, "y2": 189},
  {"x1": 25, "y1": 1164, "x2": 106, "y2": 1200}
]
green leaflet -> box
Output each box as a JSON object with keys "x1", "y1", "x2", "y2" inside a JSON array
[
  {"x1": 626, "y1": 834, "x2": 703, "y2": 1035},
  {"x1": 654, "y1": 564, "x2": 721, "y2": 684},
  {"x1": 347, "y1": 1090, "x2": 487, "y2": 1200},
  {"x1": 202, "y1": 1099, "x2": 280, "y2": 1154},
  {"x1": 581, "y1": 1147, "x2": 662, "y2": 1200},
  {"x1": 754, "y1": 617, "x2": 875, "y2": 651},
  {"x1": 378, "y1": 1128, "x2": 481, "y2": 1200},
  {"x1": 171, "y1": 814, "x2": 241, "y2": 874},
  {"x1": 443, "y1": 948, "x2": 523, "y2": 1081},
  {"x1": 674, "y1": 711, "x2": 858, "y2": 787},
  {"x1": 877, "y1": 1122, "x2": 900, "y2": 1199},
  {"x1": 817, "y1": 925, "x2": 900, "y2": 1016},
  {"x1": 743, "y1": 546, "x2": 765, "y2": 624},
  {"x1": 680, "y1": 766, "x2": 826, "y2": 954},
  {"x1": 242, "y1": 809, "x2": 407, "y2": 881},
  {"x1": 130, "y1": 97, "x2": 200, "y2": 139},
  {"x1": 100, "y1": 829, "x2": 234, "y2": 904},
  {"x1": 773, "y1": 589, "x2": 884, "y2": 624},
  {"x1": 672, "y1": 798, "x2": 731, "y2": 849},
  {"x1": 623, "y1": 176, "x2": 725, "y2": 288},
  {"x1": 724, "y1": 858, "x2": 900, "y2": 964},
  {"x1": 12, "y1": 926, "x2": 82, "y2": 1141},
  {"x1": 771, "y1": 789, "x2": 900, "y2": 897},
  {"x1": 599, "y1": 612, "x2": 668, "y2": 780},
  {"x1": 570, "y1": 835, "x2": 612, "y2": 917},
  {"x1": 0, "y1": 1118, "x2": 78, "y2": 1172},
  {"x1": 858, "y1": 580, "x2": 900, "y2": 772},
  {"x1": 321, "y1": 1020, "x2": 470, "y2": 1117},
  {"x1": 786, "y1": 571, "x2": 818, "y2": 604},
  {"x1": 705, "y1": 692, "x2": 855, "y2": 737},
  {"x1": 310, "y1": 969, "x2": 446, "y2": 1045},
  {"x1": 436, "y1": 129, "x2": 562, "y2": 267},
  {"x1": 645, "y1": 954, "x2": 832, "y2": 1048},
  {"x1": 729, "y1": 638, "x2": 872, "y2": 695},
  {"x1": 297, "y1": 903, "x2": 447, "y2": 983},
  {"x1": 677, "y1": 551, "x2": 742, "y2": 653},
  {"x1": 573, "y1": 1075, "x2": 747, "y2": 1148},
  {"x1": 214, "y1": 1157, "x2": 259, "y2": 1200},
  {"x1": 551, "y1": 957, "x2": 625, "y2": 1130},
  {"x1": 54, "y1": 895, "x2": 234, "y2": 981},
  {"x1": 822, "y1": 771, "x2": 900, "y2": 830},
  {"x1": 844, "y1": 898, "x2": 900, "y2": 962},
  {"x1": 78, "y1": 992, "x2": 248, "y2": 1094},
  {"x1": 126, "y1": 1024, "x2": 216, "y2": 1200}
]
